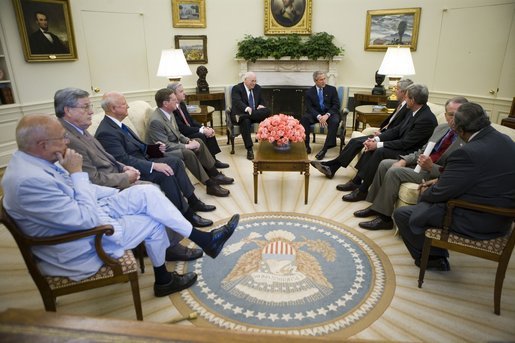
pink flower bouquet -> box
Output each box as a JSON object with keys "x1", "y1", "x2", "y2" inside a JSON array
[{"x1": 256, "y1": 114, "x2": 306, "y2": 146}]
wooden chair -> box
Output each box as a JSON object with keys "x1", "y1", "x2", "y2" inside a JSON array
[
  {"x1": 0, "y1": 199, "x2": 143, "y2": 320},
  {"x1": 225, "y1": 108, "x2": 260, "y2": 154},
  {"x1": 418, "y1": 199, "x2": 515, "y2": 315}
]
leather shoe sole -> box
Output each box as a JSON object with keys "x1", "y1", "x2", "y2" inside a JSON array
[
  {"x1": 215, "y1": 160, "x2": 230, "y2": 169},
  {"x1": 166, "y1": 245, "x2": 203, "y2": 261},
  {"x1": 204, "y1": 214, "x2": 240, "y2": 258},
  {"x1": 315, "y1": 149, "x2": 327, "y2": 160},
  {"x1": 342, "y1": 189, "x2": 368, "y2": 202},
  {"x1": 212, "y1": 173, "x2": 234, "y2": 185},
  {"x1": 358, "y1": 217, "x2": 393, "y2": 230},
  {"x1": 190, "y1": 200, "x2": 216, "y2": 212},
  {"x1": 310, "y1": 161, "x2": 333, "y2": 179},
  {"x1": 353, "y1": 207, "x2": 378, "y2": 218},
  {"x1": 336, "y1": 181, "x2": 359, "y2": 192},
  {"x1": 154, "y1": 272, "x2": 197, "y2": 297},
  {"x1": 207, "y1": 184, "x2": 230, "y2": 197},
  {"x1": 415, "y1": 257, "x2": 451, "y2": 271},
  {"x1": 190, "y1": 214, "x2": 213, "y2": 228}
]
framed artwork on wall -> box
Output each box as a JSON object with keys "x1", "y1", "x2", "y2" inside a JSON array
[
  {"x1": 12, "y1": 0, "x2": 78, "y2": 62},
  {"x1": 264, "y1": 0, "x2": 312, "y2": 35},
  {"x1": 172, "y1": 0, "x2": 206, "y2": 28},
  {"x1": 174, "y1": 35, "x2": 208, "y2": 64},
  {"x1": 364, "y1": 8, "x2": 421, "y2": 51}
]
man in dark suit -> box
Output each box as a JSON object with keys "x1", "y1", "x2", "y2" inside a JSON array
[
  {"x1": 393, "y1": 102, "x2": 515, "y2": 270},
  {"x1": 354, "y1": 96, "x2": 468, "y2": 230},
  {"x1": 301, "y1": 71, "x2": 341, "y2": 160},
  {"x1": 230, "y1": 72, "x2": 271, "y2": 160},
  {"x1": 167, "y1": 82, "x2": 229, "y2": 169},
  {"x1": 311, "y1": 79, "x2": 413, "y2": 178},
  {"x1": 29, "y1": 11, "x2": 69, "y2": 55},
  {"x1": 55, "y1": 87, "x2": 208, "y2": 262},
  {"x1": 340, "y1": 84, "x2": 437, "y2": 202},
  {"x1": 95, "y1": 91, "x2": 217, "y2": 228}
]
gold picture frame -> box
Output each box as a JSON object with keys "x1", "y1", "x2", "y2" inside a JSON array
[
  {"x1": 365, "y1": 8, "x2": 421, "y2": 51},
  {"x1": 265, "y1": 0, "x2": 312, "y2": 35},
  {"x1": 174, "y1": 35, "x2": 207, "y2": 64},
  {"x1": 172, "y1": 0, "x2": 206, "y2": 28},
  {"x1": 13, "y1": 0, "x2": 78, "y2": 62}
]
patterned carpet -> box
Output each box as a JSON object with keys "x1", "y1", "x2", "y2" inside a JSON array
[{"x1": 171, "y1": 213, "x2": 395, "y2": 339}]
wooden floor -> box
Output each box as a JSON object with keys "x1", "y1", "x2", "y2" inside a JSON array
[{"x1": 1, "y1": 135, "x2": 514, "y2": 342}]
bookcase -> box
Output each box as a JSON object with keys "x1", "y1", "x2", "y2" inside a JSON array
[{"x1": 0, "y1": 31, "x2": 15, "y2": 105}]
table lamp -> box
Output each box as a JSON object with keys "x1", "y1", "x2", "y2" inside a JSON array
[
  {"x1": 156, "y1": 49, "x2": 192, "y2": 82},
  {"x1": 378, "y1": 46, "x2": 415, "y2": 101}
]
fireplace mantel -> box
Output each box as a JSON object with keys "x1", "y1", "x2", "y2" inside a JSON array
[{"x1": 237, "y1": 56, "x2": 342, "y2": 86}]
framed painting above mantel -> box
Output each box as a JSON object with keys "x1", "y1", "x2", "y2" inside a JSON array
[{"x1": 264, "y1": 0, "x2": 312, "y2": 35}]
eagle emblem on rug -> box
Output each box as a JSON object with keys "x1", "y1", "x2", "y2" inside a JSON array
[{"x1": 221, "y1": 230, "x2": 336, "y2": 305}]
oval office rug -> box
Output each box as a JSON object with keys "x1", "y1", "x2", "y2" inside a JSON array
[{"x1": 171, "y1": 213, "x2": 395, "y2": 338}]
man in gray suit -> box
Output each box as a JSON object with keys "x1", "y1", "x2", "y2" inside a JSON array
[
  {"x1": 54, "y1": 87, "x2": 210, "y2": 261},
  {"x1": 354, "y1": 97, "x2": 469, "y2": 230},
  {"x1": 146, "y1": 88, "x2": 233, "y2": 197},
  {"x1": 393, "y1": 102, "x2": 515, "y2": 271}
]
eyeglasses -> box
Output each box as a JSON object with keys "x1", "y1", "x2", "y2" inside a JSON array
[
  {"x1": 70, "y1": 104, "x2": 94, "y2": 111},
  {"x1": 41, "y1": 132, "x2": 70, "y2": 142}
]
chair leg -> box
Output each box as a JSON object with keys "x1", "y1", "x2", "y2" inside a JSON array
[
  {"x1": 230, "y1": 137, "x2": 235, "y2": 154},
  {"x1": 41, "y1": 291, "x2": 58, "y2": 312},
  {"x1": 493, "y1": 258, "x2": 510, "y2": 315},
  {"x1": 312, "y1": 132, "x2": 316, "y2": 143},
  {"x1": 226, "y1": 128, "x2": 230, "y2": 145},
  {"x1": 129, "y1": 273, "x2": 143, "y2": 321},
  {"x1": 133, "y1": 243, "x2": 145, "y2": 274},
  {"x1": 418, "y1": 238, "x2": 432, "y2": 288}
]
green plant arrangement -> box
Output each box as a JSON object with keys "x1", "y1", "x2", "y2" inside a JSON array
[{"x1": 236, "y1": 32, "x2": 344, "y2": 62}]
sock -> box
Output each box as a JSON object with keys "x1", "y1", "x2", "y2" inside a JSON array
[
  {"x1": 378, "y1": 213, "x2": 392, "y2": 222},
  {"x1": 206, "y1": 167, "x2": 219, "y2": 177},
  {"x1": 188, "y1": 227, "x2": 211, "y2": 250},
  {"x1": 329, "y1": 164, "x2": 340, "y2": 175},
  {"x1": 184, "y1": 208, "x2": 195, "y2": 222},
  {"x1": 205, "y1": 178, "x2": 216, "y2": 187},
  {"x1": 352, "y1": 175, "x2": 362, "y2": 184},
  {"x1": 187, "y1": 193, "x2": 199, "y2": 206},
  {"x1": 153, "y1": 264, "x2": 172, "y2": 285}
]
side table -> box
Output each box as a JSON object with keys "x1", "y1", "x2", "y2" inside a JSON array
[
  {"x1": 189, "y1": 105, "x2": 215, "y2": 127},
  {"x1": 186, "y1": 92, "x2": 226, "y2": 127},
  {"x1": 352, "y1": 92, "x2": 391, "y2": 130},
  {"x1": 355, "y1": 105, "x2": 390, "y2": 131}
]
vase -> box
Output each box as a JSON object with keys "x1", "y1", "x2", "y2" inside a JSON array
[{"x1": 272, "y1": 141, "x2": 291, "y2": 151}]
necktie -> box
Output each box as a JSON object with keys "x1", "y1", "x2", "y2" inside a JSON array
[
  {"x1": 122, "y1": 124, "x2": 146, "y2": 153},
  {"x1": 382, "y1": 103, "x2": 403, "y2": 131},
  {"x1": 248, "y1": 90, "x2": 255, "y2": 109},
  {"x1": 318, "y1": 88, "x2": 324, "y2": 110},
  {"x1": 177, "y1": 106, "x2": 190, "y2": 126},
  {"x1": 430, "y1": 129, "x2": 456, "y2": 162},
  {"x1": 52, "y1": 164, "x2": 73, "y2": 186}
]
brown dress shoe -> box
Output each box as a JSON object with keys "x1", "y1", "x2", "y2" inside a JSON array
[
  {"x1": 353, "y1": 206, "x2": 379, "y2": 218},
  {"x1": 211, "y1": 172, "x2": 234, "y2": 185},
  {"x1": 342, "y1": 189, "x2": 368, "y2": 202},
  {"x1": 336, "y1": 181, "x2": 359, "y2": 192},
  {"x1": 207, "y1": 183, "x2": 230, "y2": 197},
  {"x1": 358, "y1": 217, "x2": 393, "y2": 230}
]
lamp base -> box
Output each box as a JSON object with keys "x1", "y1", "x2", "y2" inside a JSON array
[
  {"x1": 386, "y1": 76, "x2": 402, "y2": 101},
  {"x1": 168, "y1": 77, "x2": 182, "y2": 83}
]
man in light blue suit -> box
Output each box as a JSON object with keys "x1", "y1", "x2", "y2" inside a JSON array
[{"x1": 2, "y1": 115, "x2": 239, "y2": 297}]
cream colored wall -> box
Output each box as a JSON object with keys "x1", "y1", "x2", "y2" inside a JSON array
[{"x1": 0, "y1": 0, "x2": 513, "y2": 166}]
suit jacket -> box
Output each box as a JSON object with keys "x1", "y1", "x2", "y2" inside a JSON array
[
  {"x1": 173, "y1": 102, "x2": 203, "y2": 136},
  {"x1": 400, "y1": 123, "x2": 465, "y2": 178},
  {"x1": 416, "y1": 126, "x2": 515, "y2": 238},
  {"x1": 378, "y1": 104, "x2": 437, "y2": 153},
  {"x1": 230, "y1": 82, "x2": 267, "y2": 117},
  {"x1": 147, "y1": 108, "x2": 189, "y2": 158},
  {"x1": 1, "y1": 150, "x2": 123, "y2": 280},
  {"x1": 379, "y1": 102, "x2": 410, "y2": 131},
  {"x1": 95, "y1": 116, "x2": 154, "y2": 177},
  {"x1": 29, "y1": 29, "x2": 69, "y2": 54},
  {"x1": 304, "y1": 84, "x2": 340, "y2": 119},
  {"x1": 59, "y1": 119, "x2": 131, "y2": 189}
]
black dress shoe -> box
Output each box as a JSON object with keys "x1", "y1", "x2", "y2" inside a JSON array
[
  {"x1": 215, "y1": 159, "x2": 230, "y2": 169},
  {"x1": 336, "y1": 181, "x2": 359, "y2": 192},
  {"x1": 211, "y1": 172, "x2": 234, "y2": 185},
  {"x1": 190, "y1": 200, "x2": 216, "y2": 212},
  {"x1": 166, "y1": 244, "x2": 203, "y2": 261},
  {"x1": 203, "y1": 214, "x2": 240, "y2": 258},
  {"x1": 342, "y1": 189, "x2": 368, "y2": 202},
  {"x1": 189, "y1": 214, "x2": 213, "y2": 227},
  {"x1": 358, "y1": 217, "x2": 394, "y2": 230},
  {"x1": 415, "y1": 257, "x2": 451, "y2": 271},
  {"x1": 315, "y1": 149, "x2": 327, "y2": 160},
  {"x1": 154, "y1": 272, "x2": 197, "y2": 297},
  {"x1": 353, "y1": 206, "x2": 378, "y2": 218},
  {"x1": 306, "y1": 146, "x2": 312, "y2": 154},
  {"x1": 206, "y1": 184, "x2": 230, "y2": 197},
  {"x1": 310, "y1": 161, "x2": 333, "y2": 179},
  {"x1": 247, "y1": 149, "x2": 254, "y2": 160}
]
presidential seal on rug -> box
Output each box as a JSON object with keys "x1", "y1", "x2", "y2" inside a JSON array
[{"x1": 171, "y1": 213, "x2": 395, "y2": 338}]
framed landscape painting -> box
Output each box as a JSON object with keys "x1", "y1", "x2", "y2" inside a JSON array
[
  {"x1": 13, "y1": 0, "x2": 78, "y2": 62},
  {"x1": 365, "y1": 8, "x2": 421, "y2": 51},
  {"x1": 174, "y1": 35, "x2": 208, "y2": 64},
  {"x1": 264, "y1": 0, "x2": 312, "y2": 35},
  {"x1": 172, "y1": 0, "x2": 206, "y2": 28}
]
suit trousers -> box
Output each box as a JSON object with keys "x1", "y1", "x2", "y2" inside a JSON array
[
  {"x1": 393, "y1": 203, "x2": 449, "y2": 260},
  {"x1": 355, "y1": 147, "x2": 404, "y2": 191},
  {"x1": 367, "y1": 159, "x2": 428, "y2": 217},
  {"x1": 165, "y1": 138, "x2": 215, "y2": 183},
  {"x1": 325, "y1": 135, "x2": 367, "y2": 168},
  {"x1": 187, "y1": 131, "x2": 221, "y2": 157},
  {"x1": 300, "y1": 112, "x2": 340, "y2": 149},
  {"x1": 237, "y1": 109, "x2": 271, "y2": 149}
]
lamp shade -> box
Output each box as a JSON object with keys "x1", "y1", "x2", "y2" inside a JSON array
[
  {"x1": 378, "y1": 47, "x2": 415, "y2": 77},
  {"x1": 156, "y1": 49, "x2": 192, "y2": 79}
]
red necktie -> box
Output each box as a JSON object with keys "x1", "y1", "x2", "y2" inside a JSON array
[
  {"x1": 430, "y1": 130, "x2": 456, "y2": 163},
  {"x1": 177, "y1": 106, "x2": 190, "y2": 126}
]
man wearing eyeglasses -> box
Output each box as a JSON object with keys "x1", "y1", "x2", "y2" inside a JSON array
[{"x1": 55, "y1": 88, "x2": 213, "y2": 262}]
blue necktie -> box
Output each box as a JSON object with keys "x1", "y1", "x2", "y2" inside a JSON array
[
  {"x1": 248, "y1": 91, "x2": 255, "y2": 109},
  {"x1": 318, "y1": 88, "x2": 324, "y2": 110},
  {"x1": 122, "y1": 124, "x2": 146, "y2": 153}
]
